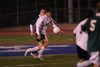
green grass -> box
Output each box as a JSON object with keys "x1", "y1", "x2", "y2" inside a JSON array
[
  {"x1": 0, "y1": 54, "x2": 78, "y2": 67},
  {"x1": 0, "y1": 34, "x2": 79, "y2": 67},
  {"x1": 0, "y1": 34, "x2": 75, "y2": 45}
]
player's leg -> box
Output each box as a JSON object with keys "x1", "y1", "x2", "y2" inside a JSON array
[
  {"x1": 38, "y1": 35, "x2": 48, "y2": 60},
  {"x1": 74, "y1": 46, "x2": 92, "y2": 67},
  {"x1": 89, "y1": 52, "x2": 100, "y2": 67},
  {"x1": 31, "y1": 42, "x2": 43, "y2": 58},
  {"x1": 76, "y1": 60, "x2": 92, "y2": 67},
  {"x1": 93, "y1": 65, "x2": 100, "y2": 67},
  {"x1": 30, "y1": 34, "x2": 45, "y2": 58},
  {"x1": 24, "y1": 46, "x2": 38, "y2": 56},
  {"x1": 38, "y1": 40, "x2": 48, "y2": 60},
  {"x1": 77, "y1": 46, "x2": 90, "y2": 62},
  {"x1": 24, "y1": 34, "x2": 42, "y2": 56}
]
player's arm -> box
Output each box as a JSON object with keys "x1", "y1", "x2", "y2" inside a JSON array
[
  {"x1": 51, "y1": 18, "x2": 64, "y2": 34},
  {"x1": 50, "y1": 18, "x2": 58, "y2": 28},
  {"x1": 73, "y1": 24, "x2": 83, "y2": 36},
  {"x1": 81, "y1": 22, "x2": 88, "y2": 31},
  {"x1": 31, "y1": 16, "x2": 39, "y2": 25},
  {"x1": 30, "y1": 24, "x2": 34, "y2": 36},
  {"x1": 30, "y1": 16, "x2": 39, "y2": 36},
  {"x1": 73, "y1": 19, "x2": 88, "y2": 36},
  {"x1": 81, "y1": 18, "x2": 90, "y2": 32},
  {"x1": 36, "y1": 17, "x2": 44, "y2": 40},
  {"x1": 73, "y1": 22, "x2": 81, "y2": 36}
]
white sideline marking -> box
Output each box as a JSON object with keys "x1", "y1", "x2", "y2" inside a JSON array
[
  {"x1": 0, "y1": 45, "x2": 31, "y2": 49},
  {"x1": 0, "y1": 44, "x2": 72, "y2": 52},
  {"x1": 47, "y1": 45, "x2": 71, "y2": 47},
  {"x1": 0, "y1": 45, "x2": 71, "y2": 49},
  {"x1": 4, "y1": 61, "x2": 77, "y2": 67},
  {"x1": 0, "y1": 49, "x2": 51, "y2": 52}
]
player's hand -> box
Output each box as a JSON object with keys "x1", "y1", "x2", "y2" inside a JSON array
[
  {"x1": 44, "y1": 38, "x2": 48, "y2": 43},
  {"x1": 37, "y1": 35, "x2": 41, "y2": 40},
  {"x1": 30, "y1": 32, "x2": 34, "y2": 36},
  {"x1": 59, "y1": 30, "x2": 64, "y2": 35}
]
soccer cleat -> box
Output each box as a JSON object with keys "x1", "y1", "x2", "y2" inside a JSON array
[
  {"x1": 30, "y1": 53, "x2": 38, "y2": 58},
  {"x1": 24, "y1": 48, "x2": 28, "y2": 56},
  {"x1": 37, "y1": 56, "x2": 44, "y2": 61}
]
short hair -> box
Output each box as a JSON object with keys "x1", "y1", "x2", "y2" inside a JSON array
[
  {"x1": 87, "y1": 10, "x2": 94, "y2": 18},
  {"x1": 39, "y1": 8, "x2": 45, "y2": 12},
  {"x1": 97, "y1": 2, "x2": 100, "y2": 12},
  {"x1": 36, "y1": 8, "x2": 45, "y2": 15},
  {"x1": 45, "y1": 7, "x2": 52, "y2": 12}
]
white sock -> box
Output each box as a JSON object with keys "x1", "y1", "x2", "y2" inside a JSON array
[
  {"x1": 38, "y1": 47, "x2": 45, "y2": 57},
  {"x1": 27, "y1": 47, "x2": 38, "y2": 52},
  {"x1": 77, "y1": 60, "x2": 92, "y2": 67}
]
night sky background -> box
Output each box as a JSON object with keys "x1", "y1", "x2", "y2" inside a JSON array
[{"x1": 0, "y1": 0, "x2": 99, "y2": 27}]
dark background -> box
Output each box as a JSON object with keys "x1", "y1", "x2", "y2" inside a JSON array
[{"x1": 0, "y1": 0, "x2": 99, "y2": 28}]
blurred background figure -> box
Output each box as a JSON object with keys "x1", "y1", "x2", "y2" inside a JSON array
[
  {"x1": 30, "y1": 8, "x2": 46, "y2": 36},
  {"x1": 82, "y1": 2, "x2": 100, "y2": 67}
]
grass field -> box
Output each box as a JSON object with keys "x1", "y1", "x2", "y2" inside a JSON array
[
  {"x1": 0, "y1": 34, "x2": 79, "y2": 67},
  {"x1": 0, "y1": 54, "x2": 78, "y2": 67},
  {"x1": 0, "y1": 34, "x2": 75, "y2": 45}
]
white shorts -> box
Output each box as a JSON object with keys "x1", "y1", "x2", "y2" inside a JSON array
[{"x1": 89, "y1": 51, "x2": 100, "y2": 65}]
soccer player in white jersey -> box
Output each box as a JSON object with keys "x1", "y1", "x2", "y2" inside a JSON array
[
  {"x1": 24, "y1": 8, "x2": 64, "y2": 60},
  {"x1": 30, "y1": 8, "x2": 45, "y2": 36},
  {"x1": 29, "y1": 8, "x2": 46, "y2": 58},
  {"x1": 73, "y1": 10, "x2": 94, "y2": 67}
]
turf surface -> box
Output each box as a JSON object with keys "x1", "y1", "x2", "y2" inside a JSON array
[
  {"x1": 0, "y1": 34, "x2": 93, "y2": 67},
  {"x1": 0, "y1": 54, "x2": 78, "y2": 67},
  {"x1": 0, "y1": 34, "x2": 75, "y2": 45}
]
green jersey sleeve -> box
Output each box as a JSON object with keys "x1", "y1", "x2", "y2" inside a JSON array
[{"x1": 31, "y1": 16, "x2": 39, "y2": 25}]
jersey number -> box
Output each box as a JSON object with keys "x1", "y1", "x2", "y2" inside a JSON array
[{"x1": 90, "y1": 20, "x2": 97, "y2": 31}]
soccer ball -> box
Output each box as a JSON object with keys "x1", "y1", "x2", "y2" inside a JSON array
[{"x1": 53, "y1": 27, "x2": 60, "y2": 34}]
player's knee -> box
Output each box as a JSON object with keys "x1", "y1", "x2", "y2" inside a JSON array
[{"x1": 44, "y1": 39, "x2": 48, "y2": 43}]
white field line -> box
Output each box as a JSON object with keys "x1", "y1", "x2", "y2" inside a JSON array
[{"x1": 4, "y1": 61, "x2": 77, "y2": 67}]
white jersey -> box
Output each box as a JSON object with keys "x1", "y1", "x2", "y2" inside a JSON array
[
  {"x1": 36, "y1": 15, "x2": 58, "y2": 36},
  {"x1": 73, "y1": 18, "x2": 88, "y2": 51},
  {"x1": 30, "y1": 15, "x2": 43, "y2": 32}
]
